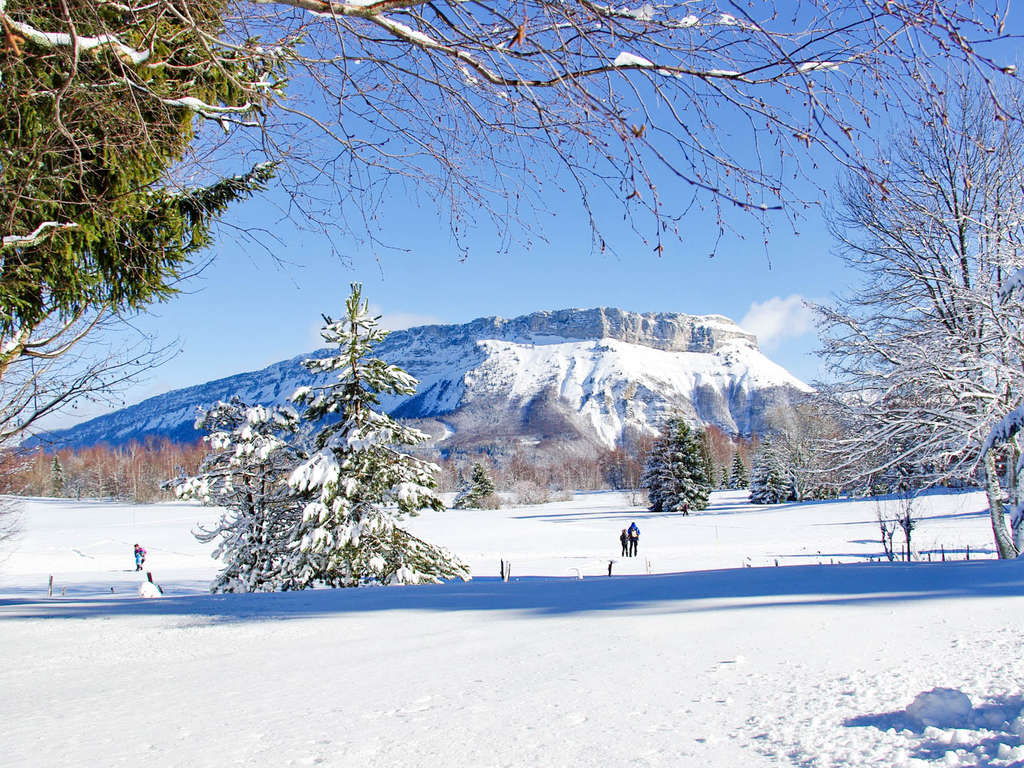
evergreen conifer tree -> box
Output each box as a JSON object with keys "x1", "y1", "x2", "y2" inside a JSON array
[
  {"x1": 641, "y1": 438, "x2": 669, "y2": 512},
  {"x1": 175, "y1": 397, "x2": 306, "y2": 592},
  {"x1": 641, "y1": 417, "x2": 712, "y2": 514},
  {"x1": 749, "y1": 437, "x2": 793, "y2": 504},
  {"x1": 454, "y1": 462, "x2": 498, "y2": 508},
  {"x1": 50, "y1": 455, "x2": 65, "y2": 498},
  {"x1": 729, "y1": 451, "x2": 749, "y2": 489},
  {"x1": 286, "y1": 284, "x2": 468, "y2": 588}
]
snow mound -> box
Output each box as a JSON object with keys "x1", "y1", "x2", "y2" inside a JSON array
[
  {"x1": 138, "y1": 581, "x2": 163, "y2": 599},
  {"x1": 907, "y1": 688, "x2": 973, "y2": 728}
]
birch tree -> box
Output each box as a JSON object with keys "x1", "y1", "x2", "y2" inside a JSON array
[{"x1": 3, "y1": 1, "x2": 1018, "y2": 259}]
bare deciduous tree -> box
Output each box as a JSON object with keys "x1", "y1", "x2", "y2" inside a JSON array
[
  {"x1": 875, "y1": 501, "x2": 897, "y2": 562},
  {"x1": 2, "y1": 0, "x2": 1018, "y2": 258},
  {"x1": 0, "y1": 308, "x2": 176, "y2": 447},
  {"x1": 769, "y1": 399, "x2": 843, "y2": 501},
  {"x1": 816, "y1": 80, "x2": 1024, "y2": 556}
]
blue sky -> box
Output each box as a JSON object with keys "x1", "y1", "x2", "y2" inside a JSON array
[
  {"x1": 58, "y1": 11, "x2": 976, "y2": 431},
  {"x1": 30, "y1": 2, "x2": 1024, "y2": 433}
]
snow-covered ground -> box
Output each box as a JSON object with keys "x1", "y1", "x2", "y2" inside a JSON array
[{"x1": 3, "y1": 489, "x2": 1023, "y2": 768}]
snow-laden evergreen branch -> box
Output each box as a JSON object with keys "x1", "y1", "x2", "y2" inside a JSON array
[{"x1": 1, "y1": 222, "x2": 78, "y2": 250}]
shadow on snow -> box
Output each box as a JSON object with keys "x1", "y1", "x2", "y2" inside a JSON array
[{"x1": 1, "y1": 559, "x2": 1022, "y2": 624}]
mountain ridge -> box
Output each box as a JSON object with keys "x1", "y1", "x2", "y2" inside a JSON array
[{"x1": 38, "y1": 307, "x2": 810, "y2": 451}]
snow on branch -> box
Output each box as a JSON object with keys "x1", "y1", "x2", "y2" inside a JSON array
[
  {"x1": 982, "y1": 404, "x2": 1024, "y2": 457},
  {"x1": 3, "y1": 16, "x2": 151, "y2": 65},
  {"x1": 999, "y1": 268, "x2": 1024, "y2": 302},
  {"x1": 1, "y1": 221, "x2": 78, "y2": 250},
  {"x1": 154, "y1": 95, "x2": 254, "y2": 118},
  {"x1": 797, "y1": 61, "x2": 839, "y2": 72},
  {"x1": 259, "y1": 0, "x2": 765, "y2": 87},
  {"x1": 613, "y1": 52, "x2": 655, "y2": 68}
]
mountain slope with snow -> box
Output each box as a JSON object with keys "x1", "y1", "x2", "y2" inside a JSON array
[{"x1": 43, "y1": 307, "x2": 811, "y2": 450}]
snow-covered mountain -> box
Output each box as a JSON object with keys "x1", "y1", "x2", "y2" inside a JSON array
[{"x1": 42, "y1": 307, "x2": 812, "y2": 450}]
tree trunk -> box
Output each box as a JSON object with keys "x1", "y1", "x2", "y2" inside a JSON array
[{"x1": 984, "y1": 449, "x2": 1018, "y2": 559}]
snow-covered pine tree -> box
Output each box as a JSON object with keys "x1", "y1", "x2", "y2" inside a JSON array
[
  {"x1": 729, "y1": 451, "x2": 749, "y2": 489},
  {"x1": 641, "y1": 417, "x2": 712, "y2": 513},
  {"x1": 641, "y1": 436, "x2": 669, "y2": 512},
  {"x1": 175, "y1": 397, "x2": 306, "y2": 592},
  {"x1": 287, "y1": 284, "x2": 468, "y2": 588},
  {"x1": 748, "y1": 436, "x2": 792, "y2": 504},
  {"x1": 50, "y1": 456, "x2": 65, "y2": 497},
  {"x1": 453, "y1": 462, "x2": 498, "y2": 509}
]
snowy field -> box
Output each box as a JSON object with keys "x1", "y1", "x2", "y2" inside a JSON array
[{"x1": 3, "y1": 489, "x2": 1024, "y2": 768}]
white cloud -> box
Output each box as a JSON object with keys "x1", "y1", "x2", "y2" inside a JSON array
[
  {"x1": 739, "y1": 295, "x2": 816, "y2": 350},
  {"x1": 372, "y1": 308, "x2": 443, "y2": 332}
]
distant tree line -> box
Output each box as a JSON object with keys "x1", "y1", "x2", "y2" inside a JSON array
[
  {"x1": 0, "y1": 441, "x2": 204, "y2": 503},
  {"x1": 2, "y1": 419, "x2": 764, "y2": 507}
]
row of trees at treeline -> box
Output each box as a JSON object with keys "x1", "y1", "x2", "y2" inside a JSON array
[
  {"x1": 0, "y1": 441, "x2": 205, "y2": 502},
  {"x1": 2, "y1": 420, "x2": 758, "y2": 505}
]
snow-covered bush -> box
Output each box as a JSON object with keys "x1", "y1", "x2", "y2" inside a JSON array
[{"x1": 509, "y1": 480, "x2": 570, "y2": 506}]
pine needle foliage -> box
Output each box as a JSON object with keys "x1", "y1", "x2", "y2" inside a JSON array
[
  {"x1": 0, "y1": 0, "x2": 282, "y2": 335},
  {"x1": 729, "y1": 451, "x2": 749, "y2": 489},
  {"x1": 748, "y1": 436, "x2": 794, "y2": 504}
]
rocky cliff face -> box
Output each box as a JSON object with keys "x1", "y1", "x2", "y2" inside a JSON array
[
  {"x1": 40, "y1": 308, "x2": 810, "y2": 450},
  {"x1": 391, "y1": 307, "x2": 756, "y2": 353}
]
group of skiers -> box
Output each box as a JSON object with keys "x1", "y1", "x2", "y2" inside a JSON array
[{"x1": 619, "y1": 522, "x2": 640, "y2": 557}]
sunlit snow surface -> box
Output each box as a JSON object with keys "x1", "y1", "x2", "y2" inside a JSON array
[{"x1": 3, "y1": 490, "x2": 1024, "y2": 768}]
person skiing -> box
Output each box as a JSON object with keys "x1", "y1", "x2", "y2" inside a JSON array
[
  {"x1": 627, "y1": 522, "x2": 640, "y2": 557},
  {"x1": 682, "y1": 501, "x2": 690, "y2": 516},
  {"x1": 619, "y1": 528, "x2": 629, "y2": 557},
  {"x1": 133, "y1": 543, "x2": 146, "y2": 571}
]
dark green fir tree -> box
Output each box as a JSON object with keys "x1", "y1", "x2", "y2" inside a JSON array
[{"x1": 641, "y1": 417, "x2": 712, "y2": 514}]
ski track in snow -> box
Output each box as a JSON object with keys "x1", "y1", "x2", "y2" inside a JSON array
[{"x1": 2, "y1": 490, "x2": 1023, "y2": 768}]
